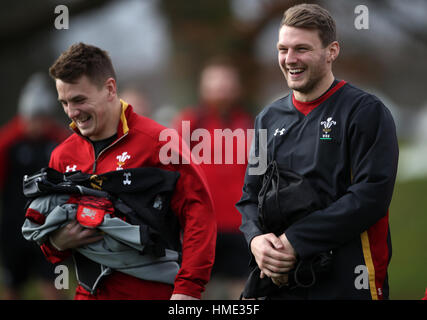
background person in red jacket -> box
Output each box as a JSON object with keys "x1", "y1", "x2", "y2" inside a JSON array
[
  {"x1": 173, "y1": 58, "x2": 253, "y2": 299},
  {"x1": 0, "y1": 73, "x2": 69, "y2": 299},
  {"x1": 42, "y1": 42, "x2": 216, "y2": 300}
]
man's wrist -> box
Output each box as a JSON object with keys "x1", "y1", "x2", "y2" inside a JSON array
[{"x1": 49, "y1": 235, "x2": 64, "y2": 251}]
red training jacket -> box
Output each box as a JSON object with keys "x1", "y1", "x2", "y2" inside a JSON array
[{"x1": 41, "y1": 100, "x2": 217, "y2": 299}]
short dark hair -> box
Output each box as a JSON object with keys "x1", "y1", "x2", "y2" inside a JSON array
[
  {"x1": 49, "y1": 42, "x2": 116, "y2": 87},
  {"x1": 281, "y1": 3, "x2": 336, "y2": 47}
]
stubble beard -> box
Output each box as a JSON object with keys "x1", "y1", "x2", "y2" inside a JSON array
[
  {"x1": 285, "y1": 65, "x2": 326, "y2": 95},
  {"x1": 284, "y1": 53, "x2": 329, "y2": 97}
]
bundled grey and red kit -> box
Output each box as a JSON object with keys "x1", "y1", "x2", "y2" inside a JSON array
[{"x1": 237, "y1": 80, "x2": 399, "y2": 299}]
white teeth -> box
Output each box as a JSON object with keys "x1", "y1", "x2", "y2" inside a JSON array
[
  {"x1": 76, "y1": 116, "x2": 90, "y2": 123},
  {"x1": 289, "y1": 69, "x2": 304, "y2": 74}
]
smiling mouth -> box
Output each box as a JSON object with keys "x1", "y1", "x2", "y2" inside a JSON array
[
  {"x1": 288, "y1": 68, "x2": 305, "y2": 75},
  {"x1": 75, "y1": 115, "x2": 91, "y2": 126}
]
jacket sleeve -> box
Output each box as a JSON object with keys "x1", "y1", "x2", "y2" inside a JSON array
[
  {"x1": 37, "y1": 152, "x2": 73, "y2": 264},
  {"x1": 40, "y1": 241, "x2": 72, "y2": 264},
  {"x1": 236, "y1": 115, "x2": 266, "y2": 248},
  {"x1": 157, "y1": 132, "x2": 217, "y2": 299},
  {"x1": 285, "y1": 100, "x2": 399, "y2": 259}
]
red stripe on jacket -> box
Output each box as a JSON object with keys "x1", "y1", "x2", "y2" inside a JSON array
[{"x1": 367, "y1": 211, "x2": 391, "y2": 300}]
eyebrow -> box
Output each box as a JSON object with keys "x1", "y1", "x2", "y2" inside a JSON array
[
  {"x1": 58, "y1": 95, "x2": 87, "y2": 104},
  {"x1": 277, "y1": 42, "x2": 313, "y2": 49}
]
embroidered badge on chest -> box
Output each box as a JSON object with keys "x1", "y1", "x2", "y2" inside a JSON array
[
  {"x1": 116, "y1": 152, "x2": 131, "y2": 170},
  {"x1": 320, "y1": 117, "x2": 336, "y2": 140}
]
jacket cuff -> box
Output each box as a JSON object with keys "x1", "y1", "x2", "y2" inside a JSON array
[
  {"x1": 284, "y1": 229, "x2": 304, "y2": 259},
  {"x1": 173, "y1": 279, "x2": 204, "y2": 299},
  {"x1": 40, "y1": 241, "x2": 71, "y2": 264}
]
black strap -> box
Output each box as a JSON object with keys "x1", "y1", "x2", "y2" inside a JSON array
[{"x1": 291, "y1": 259, "x2": 316, "y2": 289}]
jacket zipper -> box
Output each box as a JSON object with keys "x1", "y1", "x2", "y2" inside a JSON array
[{"x1": 91, "y1": 133, "x2": 128, "y2": 174}]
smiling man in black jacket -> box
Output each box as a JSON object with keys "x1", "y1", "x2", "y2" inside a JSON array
[{"x1": 236, "y1": 3, "x2": 398, "y2": 300}]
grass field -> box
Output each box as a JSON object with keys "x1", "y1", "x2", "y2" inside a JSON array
[{"x1": 388, "y1": 178, "x2": 427, "y2": 300}]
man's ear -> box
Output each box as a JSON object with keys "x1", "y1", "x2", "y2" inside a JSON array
[
  {"x1": 104, "y1": 77, "x2": 117, "y2": 100},
  {"x1": 327, "y1": 41, "x2": 340, "y2": 63}
]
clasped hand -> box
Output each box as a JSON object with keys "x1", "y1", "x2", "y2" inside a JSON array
[{"x1": 250, "y1": 233, "x2": 297, "y2": 286}]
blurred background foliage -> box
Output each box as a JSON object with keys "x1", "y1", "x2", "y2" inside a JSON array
[{"x1": 0, "y1": 0, "x2": 426, "y2": 300}]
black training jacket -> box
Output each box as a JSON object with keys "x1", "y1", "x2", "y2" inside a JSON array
[{"x1": 236, "y1": 81, "x2": 399, "y2": 299}]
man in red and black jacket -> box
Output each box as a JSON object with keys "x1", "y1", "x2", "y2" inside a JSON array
[
  {"x1": 237, "y1": 4, "x2": 398, "y2": 299},
  {"x1": 43, "y1": 42, "x2": 216, "y2": 300}
]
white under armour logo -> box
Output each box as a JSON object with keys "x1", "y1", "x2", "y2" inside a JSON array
[
  {"x1": 123, "y1": 172, "x2": 132, "y2": 185},
  {"x1": 274, "y1": 128, "x2": 286, "y2": 136},
  {"x1": 66, "y1": 165, "x2": 77, "y2": 172}
]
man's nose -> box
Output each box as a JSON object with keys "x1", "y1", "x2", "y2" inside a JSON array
[
  {"x1": 66, "y1": 104, "x2": 80, "y2": 118},
  {"x1": 285, "y1": 49, "x2": 298, "y2": 64}
]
